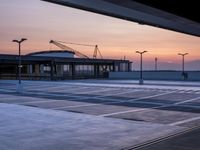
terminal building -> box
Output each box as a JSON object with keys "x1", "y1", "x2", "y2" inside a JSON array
[{"x1": 0, "y1": 50, "x2": 132, "y2": 80}]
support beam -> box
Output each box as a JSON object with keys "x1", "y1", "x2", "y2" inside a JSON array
[{"x1": 42, "y1": 0, "x2": 200, "y2": 37}]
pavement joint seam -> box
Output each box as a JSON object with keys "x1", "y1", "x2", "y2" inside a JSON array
[{"x1": 123, "y1": 125, "x2": 200, "y2": 150}]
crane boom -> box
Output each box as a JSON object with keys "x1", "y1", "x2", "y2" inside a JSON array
[
  {"x1": 57, "y1": 41, "x2": 103, "y2": 59},
  {"x1": 57, "y1": 41, "x2": 95, "y2": 47},
  {"x1": 49, "y1": 40, "x2": 89, "y2": 59},
  {"x1": 93, "y1": 45, "x2": 103, "y2": 59}
]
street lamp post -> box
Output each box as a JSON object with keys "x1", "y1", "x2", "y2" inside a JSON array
[
  {"x1": 178, "y1": 53, "x2": 188, "y2": 80},
  {"x1": 12, "y1": 38, "x2": 27, "y2": 92},
  {"x1": 136, "y1": 51, "x2": 147, "y2": 85}
]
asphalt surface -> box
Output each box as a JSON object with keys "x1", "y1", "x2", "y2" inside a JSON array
[{"x1": 0, "y1": 79, "x2": 200, "y2": 150}]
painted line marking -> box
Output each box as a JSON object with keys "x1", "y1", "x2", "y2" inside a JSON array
[
  {"x1": 27, "y1": 86, "x2": 69, "y2": 91},
  {"x1": 0, "y1": 97, "x2": 25, "y2": 100},
  {"x1": 175, "y1": 96, "x2": 200, "y2": 105},
  {"x1": 180, "y1": 105, "x2": 200, "y2": 109},
  {"x1": 97, "y1": 92, "x2": 180, "y2": 117},
  {"x1": 24, "y1": 84, "x2": 56, "y2": 90},
  {"x1": 25, "y1": 84, "x2": 83, "y2": 91},
  {"x1": 3, "y1": 85, "x2": 199, "y2": 121},
  {"x1": 169, "y1": 116, "x2": 200, "y2": 126},
  {"x1": 17, "y1": 100, "x2": 65, "y2": 104},
  {"x1": 51, "y1": 103, "x2": 101, "y2": 110},
  {"x1": 76, "y1": 88, "x2": 115, "y2": 94},
  {"x1": 52, "y1": 86, "x2": 93, "y2": 93},
  {"x1": 95, "y1": 89, "x2": 142, "y2": 98},
  {"x1": 127, "y1": 90, "x2": 178, "y2": 102},
  {"x1": 99, "y1": 108, "x2": 147, "y2": 117},
  {"x1": 12, "y1": 89, "x2": 171, "y2": 116},
  {"x1": 0, "y1": 89, "x2": 15, "y2": 92},
  {"x1": 98, "y1": 102, "x2": 168, "y2": 117}
]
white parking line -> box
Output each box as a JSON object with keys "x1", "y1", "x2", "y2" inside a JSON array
[
  {"x1": 75, "y1": 88, "x2": 114, "y2": 94},
  {"x1": 25, "y1": 84, "x2": 81, "y2": 91},
  {"x1": 51, "y1": 103, "x2": 100, "y2": 110},
  {"x1": 25, "y1": 89, "x2": 173, "y2": 112},
  {"x1": 127, "y1": 90, "x2": 178, "y2": 102},
  {"x1": 97, "y1": 91, "x2": 178, "y2": 117},
  {"x1": 99, "y1": 108, "x2": 147, "y2": 117},
  {"x1": 174, "y1": 96, "x2": 200, "y2": 105},
  {"x1": 169, "y1": 116, "x2": 200, "y2": 126},
  {"x1": 20, "y1": 89, "x2": 135, "y2": 101},
  {"x1": 180, "y1": 105, "x2": 200, "y2": 109},
  {"x1": 0, "y1": 97, "x2": 22, "y2": 100},
  {"x1": 95, "y1": 89, "x2": 141, "y2": 98},
  {"x1": 17, "y1": 100, "x2": 65, "y2": 104},
  {"x1": 19, "y1": 90, "x2": 79, "y2": 98},
  {"x1": 98, "y1": 104, "x2": 172, "y2": 117},
  {"x1": 50, "y1": 86, "x2": 89, "y2": 92},
  {"x1": 15, "y1": 88, "x2": 178, "y2": 109},
  {"x1": 0, "y1": 89, "x2": 14, "y2": 92},
  {"x1": 25, "y1": 84, "x2": 56, "y2": 90}
]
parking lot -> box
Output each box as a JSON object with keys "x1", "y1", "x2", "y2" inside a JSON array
[{"x1": 0, "y1": 80, "x2": 200, "y2": 150}]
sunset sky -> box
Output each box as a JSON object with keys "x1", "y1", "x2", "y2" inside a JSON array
[{"x1": 0, "y1": 0, "x2": 200, "y2": 70}]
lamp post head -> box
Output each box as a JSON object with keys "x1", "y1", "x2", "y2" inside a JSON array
[
  {"x1": 12, "y1": 40, "x2": 19, "y2": 43},
  {"x1": 12, "y1": 38, "x2": 27, "y2": 43},
  {"x1": 21, "y1": 38, "x2": 27, "y2": 42},
  {"x1": 136, "y1": 50, "x2": 148, "y2": 54},
  {"x1": 178, "y1": 52, "x2": 189, "y2": 56}
]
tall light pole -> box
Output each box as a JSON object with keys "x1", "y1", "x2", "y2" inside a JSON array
[
  {"x1": 155, "y1": 57, "x2": 158, "y2": 71},
  {"x1": 12, "y1": 38, "x2": 27, "y2": 92},
  {"x1": 178, "y1": 52, "x2": 188, "y2": 80},
  {"x1": 136, "y1": 50, "x2": 147, "y2": 85}
]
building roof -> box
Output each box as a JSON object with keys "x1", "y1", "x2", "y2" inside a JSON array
[
  {"x1": 0, "y1": 54, "x2": 130, "y2": 65},
  {"x1": 27, "y1": 50, "x2": 75, "y2": 56}
]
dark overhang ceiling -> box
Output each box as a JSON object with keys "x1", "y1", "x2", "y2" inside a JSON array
[{"x1": 42, "y1": 0, "x2": 200, "y2": 37}]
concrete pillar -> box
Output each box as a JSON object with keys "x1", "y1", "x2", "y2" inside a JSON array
[
  {"x1": 34, "y1": 64, "x2": 40, "y2": 80},
  {"x1": 56, "y1": 65, "x2": 59, "y2": 75},
  {"x1": 15, "y1": 64, "x2": 18, "y2": 80},
  {"x1": 28, "y1": 65, "x2": 33, "y2": 80},
  {"x1": 71, "y1": 63, "x2": 75, "y2": 79},
  {"x1": 50, "y1": 61, "x2": 54, "y2": 81},
  {"x1": 40, "y1": 64, "x2": 44, "y2": 74},
  {"x1": 94, "y1": 64, "x2": 99, "y2": 78},
  {"x1": 29, "y1": 65, "x2": 33, "y2": 74},
  {"x1": 113, "y1": 63, "x2": 116, "y2": 72},
  {"x1": 94, "y1": 65, "x2": 96, "y2": 77}
]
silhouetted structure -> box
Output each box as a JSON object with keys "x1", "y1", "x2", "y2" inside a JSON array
[{"x1": 0, "y1": 52, "x2": 131, "y2": 80}]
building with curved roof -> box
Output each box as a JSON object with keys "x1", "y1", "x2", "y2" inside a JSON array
[
  {"x1": 27, "y1": 50, "x2": 75, "y2": 58},
  {"x1": 0, "y1": 51, "x2": 131, "y2": 80}
]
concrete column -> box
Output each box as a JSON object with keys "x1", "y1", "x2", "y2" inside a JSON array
[
  {"x1": 71, "y1": 63, "x2": 75, "y2": 79},
  {"x1": 94, "y1": 64, "x2": 99, "y2": 78},
  {"x1": 15, "y1": 64, "x2": 18, "y2": 80},
  {"x1": 56, "y1": 64, "x2": 64, "y2": 79},
  {"x1": 109, "y1": 65, "x2": 112, "y2": 71},
  {"x1": 94, "y1": 65, "x2": 96, "y2": 77},
  {"x1": 28, "y1": 65, "x2": 32, "y2": 74},
  {"x1": 113, "y1": 63, "x2": 116, "y2": 72},
  {"x1": 28, "y1": 65, "x2": 33, "y2": 80},
  {"x1": 40, "y1": 64, "x2": 44, "y2": 74},
  {"x1": 50, "y1": 61, "x2": 54, "y2": 81}
]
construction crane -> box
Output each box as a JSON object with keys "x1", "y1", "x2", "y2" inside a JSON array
[
  {"x1": 50, "y1": 40, "x2": 103, "y2": 59},
  {"x1": 93, "y1": 45, "x2": 103, "y2": 59},
  {"x1": 49, "y1": 40, "x2": 89, "y2": 59}
]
